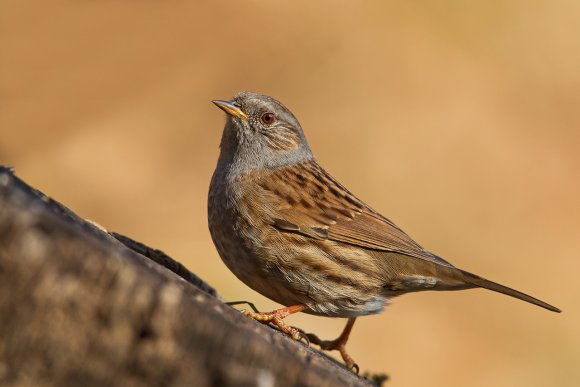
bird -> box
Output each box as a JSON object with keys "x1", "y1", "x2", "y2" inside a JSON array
[{"x1": 207, "y1": 91, "x2": 561, "y2": 372}]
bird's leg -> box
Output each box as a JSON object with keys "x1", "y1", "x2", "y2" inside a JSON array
[
  {"x1": 242, "y1": 304, "x2": 308, "y2": 343},
  {"x1": 307, "y1": 317, "x2": 359, "y2": 373}
]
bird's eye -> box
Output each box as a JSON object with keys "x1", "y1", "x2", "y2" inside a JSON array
[{"x1": 260, "y1": 112, "x2": 276, "y2": 125}]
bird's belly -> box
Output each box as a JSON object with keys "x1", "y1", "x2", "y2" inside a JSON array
[
  {"x1": 208, "y1": 208, "x2": 300, "y2": 307},
  {"x1": 212, "y1": 231, "x2": 304, "y2": 308},
  {"x1": 210, "y1": 217, "x2": 388, "y2": 317},
  {"x1": 208, "y1": 180, "x2": 388, "y2": 317}
]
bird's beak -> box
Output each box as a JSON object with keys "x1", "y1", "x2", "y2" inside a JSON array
[{"x1": 212, "y1": 100, "x2": 249, "y2": 121}]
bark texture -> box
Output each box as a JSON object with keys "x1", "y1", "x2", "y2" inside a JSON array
[{"x1": 0, "y1": 166, "x2": 377, "y2": 387}]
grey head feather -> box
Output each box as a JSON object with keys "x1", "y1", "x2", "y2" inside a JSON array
[{"x1": 215, "y1": 92, "x2": 314, "y2": 178}]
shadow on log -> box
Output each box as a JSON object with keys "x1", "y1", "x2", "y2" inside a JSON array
[{"x1": 0, "y1": 166, "x2": 382, "y2": 386}]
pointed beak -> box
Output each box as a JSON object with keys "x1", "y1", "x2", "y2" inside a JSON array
[{"x1": 212, "y1": 99, "x2": 249, "y2": 121}]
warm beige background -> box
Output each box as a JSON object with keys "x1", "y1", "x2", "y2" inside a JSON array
[{"x1": 1, "y1": 1, "x2": 578, "y2": 386}]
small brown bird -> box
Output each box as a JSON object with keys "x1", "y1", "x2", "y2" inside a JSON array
[{"x1": 208, "y1": 92, "x2": 560, "y2": 371}]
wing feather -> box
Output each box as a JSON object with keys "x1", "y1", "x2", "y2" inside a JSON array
[{"x1": 260, "y1": 161, "x2": 453, "y2": 268}]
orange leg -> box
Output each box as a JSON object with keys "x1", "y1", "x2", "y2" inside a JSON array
[
  {"x1": 242, "y1": 304, "x2": 308, "y2": 342},
  {"x1": 307, "y1": 317, "x2": 359, "y2": 373}
]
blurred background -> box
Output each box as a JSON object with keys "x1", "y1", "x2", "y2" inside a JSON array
[{"x1": 1, "y1": 1, "x2": 578, "y2": 385}]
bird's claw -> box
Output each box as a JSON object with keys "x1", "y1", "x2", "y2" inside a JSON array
[
  {"x1": 239, "y1": 308, "x2": 310, "y2": 347},
  {"x1": 306, "y1": 331, "x2": 359, "y2": 373},
  {"x1": 291, "y1": 326, "x2": 310, "y2": 347},
  {"x1": 349, "y1": 361, "x2": 360, "y2": 374}
]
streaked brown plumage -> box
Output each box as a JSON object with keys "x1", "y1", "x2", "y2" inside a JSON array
[{"x1": 208, "y1": 91, "x2": 560, "y2": 371}]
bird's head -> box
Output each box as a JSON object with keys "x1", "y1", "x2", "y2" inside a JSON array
[{"x1": 212, "y1": 92, "x2": 313, "y2": 171}]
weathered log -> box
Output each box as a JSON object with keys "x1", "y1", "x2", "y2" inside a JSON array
[{"x1": 0, "y1": 166, "x2": 378, "y2": 386}]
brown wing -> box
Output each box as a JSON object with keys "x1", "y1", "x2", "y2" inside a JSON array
[{"x1": 257, "y1": 160, "x2": 453, "y2": 268}]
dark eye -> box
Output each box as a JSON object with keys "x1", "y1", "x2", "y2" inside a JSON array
[{"x1": 260, "y1": 112, "x2": 276, "y2": 125}]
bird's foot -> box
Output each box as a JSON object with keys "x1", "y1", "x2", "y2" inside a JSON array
[
  {"x1": 242, "y1": 305, "x2": 309, "y2": 344},
  {"x1": 307, "y1": 317, "x2": 359, "y2": 373},
  {"x1": 307, "y1": 332, "x2": 359, "y2": 373}
]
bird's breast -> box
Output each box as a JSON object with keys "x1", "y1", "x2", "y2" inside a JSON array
[{"x1": 208, "y1": 172, "x2": 274, "y2": 280}]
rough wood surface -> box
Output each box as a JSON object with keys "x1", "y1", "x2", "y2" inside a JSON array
[{"x1": 0, "y1": 166, "x2": 376, "y2": 387}]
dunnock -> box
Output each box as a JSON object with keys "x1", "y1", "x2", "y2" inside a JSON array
[{"x1": 208, "y1": 92, "x2": 560, "y2": 371}]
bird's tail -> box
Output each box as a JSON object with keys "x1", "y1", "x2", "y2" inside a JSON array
[{"x1": 458, "y1": 269, "x2": 561, "y2": 313}]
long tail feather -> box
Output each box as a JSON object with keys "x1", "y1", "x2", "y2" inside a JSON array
[{"x1": 459, "y1": 269, "x2": 561, "y2": 313}]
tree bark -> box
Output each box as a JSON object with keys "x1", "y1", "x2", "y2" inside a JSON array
[{"x1": 0, "y1": 166, "x2": 378, "y2": 387}]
